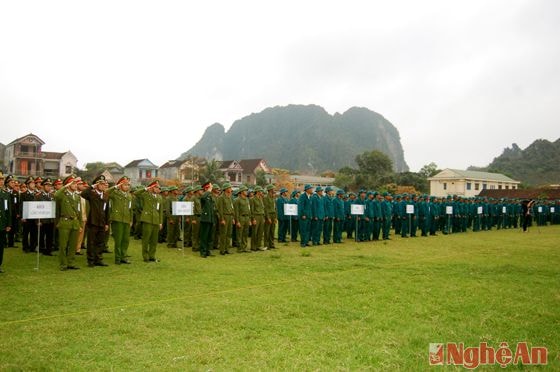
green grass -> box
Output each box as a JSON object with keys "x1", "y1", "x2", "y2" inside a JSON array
[{"x1": 1, "y1": 227, "x2": 559, "y2": 370}]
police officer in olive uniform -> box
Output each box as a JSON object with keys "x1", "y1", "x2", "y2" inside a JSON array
[
  {"x1": 134, "y1": 180, "x2": 164, "y2": 262},
  {"x1": 108, "y1": 176, "x2": 133, "y2": 264},
  {"x1": 216, "y1": 182, "x2": 234, "y2": 255},
  {"x1": 234, "y1": 186, "x2": 251, "y2": 253},
  {"x1": 55, "y1": 175, "x2": 82, "y2": 270}
]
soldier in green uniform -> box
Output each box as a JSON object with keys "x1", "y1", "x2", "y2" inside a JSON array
[
  {"x1": 276, "y1": 188, "x2": 289, "y2": 243},
  {"x1": 191, "y1": 185, "x2": 202, "y2": 252},
  {"x1": 216, "y1": 183, "x2": 234, "y2": 255},
  {"x1": 108, "y1": 176, "x2": 133, "y2": 264},
  {"x1": 211, "y1": 184, "x2": 221, "y2": 251},
  {"x1": 263, "y1": 184, "x2": 277, "y2": 249},
  {"x1": 323, "y1": 186, "x2": 334, "y2": 244},
  {"x1": 0, "y1": 172, "x2": 13, "y2": 273},
  {"x1": 54, "y1": 175, "x2": 82, "y2": 271},
  {"x1": 371, "y1": 192, "x2": 383, "y2": 241},
  {"x1": 134, "y1": 180, "x2": 163, "y2": 262},
  {"x1": 199, "y1": 182, "x2": 215, "y2": 258},
  {"x1": 234, "y1": 186, "x2": 251, "y2": 253},
  {"x1": 289, "y1": 190, "x2": 300, "y2": 242},
  {"x1": 333, "y1": 189, "x2": 345, "y2": 243},
  {"x1": 181, "y1": 186, "x2": 193, "y2": 248},
  {"x1": 250, "y1": 186, "x2": 265, "y2": 251},
  {"x1": 165, "y1": 186, "x2": 180, "y2": 248},
  {"x1": 311, "y1": 186, "x2": 325, "y2": 245},
  {"x1": 381, "y1": 192, "x2": 393, "y2": 240},
  {"x1": 298, "y1": 184, "x2": 313, "y2": 247}
]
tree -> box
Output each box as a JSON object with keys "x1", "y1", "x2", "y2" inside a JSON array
[
  {"x1": 255, "y1": 169, "x2": 268, "y2": 187},
  {"x1": 78, "y1": 162, "x2": 106, "y2": 182},
  {"x1": 355, "y1": 150, "x2": 393, "y2": 179},
  {"x1": 198, "y1": 159, "x2": 224, "y2": 185},
  {"x1": 418, "y1": 162, "x2": 439, "y2": 178}
]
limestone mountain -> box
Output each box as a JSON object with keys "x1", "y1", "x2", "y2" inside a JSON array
[
  {"x1": 178, "y1": 104, "x2": 409, "y2": 173},
  {"x1": 468, "y1": 138, "x2": 560, "y2": 186}
]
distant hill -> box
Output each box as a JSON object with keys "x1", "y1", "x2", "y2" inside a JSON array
[
  {"x1": 178, "y1": 104, "x2": 409, "y2": 173},
  {"x1": 468, "y1": 138, "x2": 560, "y2": 186}
]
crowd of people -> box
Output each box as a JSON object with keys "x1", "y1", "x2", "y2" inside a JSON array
[{"x1": 1, "y1": 172, "x2": 559, "y2": 273}]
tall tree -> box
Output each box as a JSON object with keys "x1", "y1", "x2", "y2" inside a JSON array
[
  {"x1": 418, "y1": 162, "x2": 439, "y2": 178},
  {"x1": 198, "y1": 159, "x2": 224, "y2": 185}
]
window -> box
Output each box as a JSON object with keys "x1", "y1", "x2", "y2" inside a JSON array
[
  {"x1": 65, "y1": 165, "x2": 72, "y2": 174},
  {"x1": 483, "y1": 183, "x2": 487, "y2": 190},
  {"x1": 498, "y1": 185, "x2": 502, "y2": 190},
  {"x1": 490, "y1": 185, "x2": 495, "y2": 190},
  {"x1": 443, "y1": 182, "x2": 447, "y2": 190},
  {"x1": 466, "y1": 182, "x2": 472, "y2": 191},
  {"x1": 505, "y1": 185, "x2": 509, "y2": 189},
  {"x1": 475, "y1": 183, "x2": 479, "y2": 191}
]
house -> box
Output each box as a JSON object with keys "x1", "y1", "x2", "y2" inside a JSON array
[
  {"x1": 238, "y1": 159, "x2": 271, "y2": 185},
  {"x1": 219, "y1": 160, "x2": 244, "y2": 186},
  {"x1": 2, "y1": 133, "x2": 78, "y2": 178},
  {"x1": 102, "y1": 162, "x2": 125, "y2": 182},
  {"x1": 287, "y1": 175, "x2": 335, "y2": 190},
  {"x1": 159, "y1": 160, "x2": 182, "y2": 181},
  {"x1": 43, "y1": 151, "x2": 78, "y2": 178},
  {"x1": 428, "y1": 169, "x2": 520, "y2": 197},
  {"x1": 124, "y1": 159, "x2": 159, "y2": 185}
]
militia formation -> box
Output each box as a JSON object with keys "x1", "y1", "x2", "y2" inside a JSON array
[{"x1": 0, "y1": 172, "x2": 559, "y2": 273}]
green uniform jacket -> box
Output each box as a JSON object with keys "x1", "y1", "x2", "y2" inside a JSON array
[
  {"x1": 263, "y1": 195, "x2": 276, "y2": 219},
  {"x1": 109, "y1": 188, "x2": 133, "y2": 224},
  {"x1": 134, "y1": 189, "x2": 163, "y2": 225},
  {"x1": 216, "y1": 194, "x2": 234, "y2": 221},
  {"x1": 55, "y1": 188, "x2": 82, "y2": 230},
  {"x1": 250, "y1": 196, "x2": 264, "y2": 218},
  {"x1": 200, "y1": 191, "x2": 215, "y2": 223},
  {"x1": 234, "y1": 197, "x2": 251, "y2": 221}
]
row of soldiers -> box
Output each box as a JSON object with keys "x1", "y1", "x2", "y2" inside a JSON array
[{"x1": 2, "y1": 173, "x2": 559, "y2": 272}]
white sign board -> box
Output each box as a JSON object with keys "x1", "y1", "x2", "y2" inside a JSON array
[
  {"x1": 351, "y1": 204, "x2": 365, "y2": 215},
  {"x1": 502, "y1": 206, "x2": 507, "y2": 213},
  {"x1": 406, "y1": 204, "x2": 414, "y2": 214},
  {"x1": 284, "y1": 204, "x2": 298, "y2": 216},
  {"x1": 172, "y1": 201, "x2": 193, "y2": 216},
  {"x1": 551, "y1": 207, "x2": 556, "y2": 213},
  {"x1": 538, "y1": 206, "x2": 543, "y2": 213},
  {"x1": 446, "y1": 206, "x2": 453, "y2": 215},
  {"x1": 23, "y1": 201, "x2": 56, "y2": 219},
  {"x1": 477, "y1": 206, "x2": 483, "y2": 215}
]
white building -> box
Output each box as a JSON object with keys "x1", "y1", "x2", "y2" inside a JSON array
[{"x1": 428, "y1": 169, "x2": 520, "y2": 197}]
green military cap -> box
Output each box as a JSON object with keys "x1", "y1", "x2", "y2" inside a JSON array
[
  {"x1": 265, "y1": 184, "x2": 274, "y2": 191},
  {"x1": 25, "y1": 176, "x2": 35, "y2": 185},
  {"x1": 315, "y1": 186, "x2": 323, "y2": 192},
  {"x1": 254, "y1": 186, "x2": 263, "y2": 192},
  {"x1": 382, "y1": 191, "x2": 389, "y2": 197},
  {"x1": 304, "y1": 184, "x2": 313, "y2": 191},
  {"x1": 192, "y1": 185, "x2": 202, "y2": 192},
  {"x1": 237, "y1": 185, "x2": 248, "y2": 193},
  {"x1": 325, "y1": 186, "x2": 332, "y2": 192},
  {"x1": 168, "y1": 186, "x2": 178, "y2": 192},
  {"x1": 291, "y1": 190, "x2": 299, "y2": 197},
  {"x1": 336, "y1": 189, "x2": 344, "y2": 195},
  {"x1": 222, "y1": 182, "x2": 232, "y2": 190},
  {"x1": 349, "y1": 192, "x2": 356, "y2": 197},
  {"x1": 279, "y1": 187, "x2": 288, "y2": 194},
  {"x1": 183, "y1": 186, "x2": 192, "y2": 194},
  {"x1": 43, "y1": 178, "x2": 53, "y2": 185}
]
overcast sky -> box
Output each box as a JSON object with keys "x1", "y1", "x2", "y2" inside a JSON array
[{"x1": 1, "y1": 0, "x2": 559, "y2": 172}]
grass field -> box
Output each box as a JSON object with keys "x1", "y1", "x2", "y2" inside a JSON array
[{"x1": 1, "y1": 226, "x2": 559, "y2": 370}]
